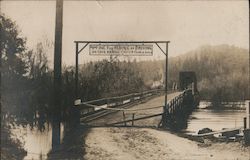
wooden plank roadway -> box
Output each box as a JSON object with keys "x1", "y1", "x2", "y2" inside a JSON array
[{"x1": 83, "y1": 92, "x2": 182, "y2": 127}]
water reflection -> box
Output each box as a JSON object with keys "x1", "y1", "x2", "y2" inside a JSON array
[
  {"x1": 185, "y1": 101, "x2": 246, "y2": 134},
  {"x1": 11, "y1": 123, "x2": 64, "y2": 160}
]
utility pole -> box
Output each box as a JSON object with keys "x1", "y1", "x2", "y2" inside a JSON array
[{"x1": 52, "y1": 0, "x2": 63, "y2": 151}]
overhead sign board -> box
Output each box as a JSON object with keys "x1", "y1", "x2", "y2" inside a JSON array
[{"x1": 89, "y1": 43, "x2": 153, "y2": 56}]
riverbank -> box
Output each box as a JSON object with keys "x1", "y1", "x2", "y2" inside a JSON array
[{"x1": 84, "y1": 127, "x2": 250, "y2": 160}]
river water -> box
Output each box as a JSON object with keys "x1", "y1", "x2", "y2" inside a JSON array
[
  {"x1": 10, "y1": 101, "x2": 247, "y2": 159},
  {"x1": 184, "y1": 101, "x2": 246, "y2": 134},
  {"x1": 11, "y1": 123, "x2": 64, "y2": 160}
]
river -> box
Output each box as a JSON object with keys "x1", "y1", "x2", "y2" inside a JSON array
[
  {"x1": 184, "y1": 101, "x2": 246, "y2": 134},
  {"x1": 11, "y1": 123, "x2": 64, "y2": 160}
]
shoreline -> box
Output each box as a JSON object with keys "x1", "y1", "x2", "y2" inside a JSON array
[{"x1": 199, "y1": 100, "x2": 247, "y2": 110}]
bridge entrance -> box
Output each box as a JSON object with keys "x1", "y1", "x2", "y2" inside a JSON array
[
  {"x1": 179, "y1": 71, "x2": 198, "y2": 94},
  {"x1": 74, "y1": 41, "x2": 171, "y2": 127}
]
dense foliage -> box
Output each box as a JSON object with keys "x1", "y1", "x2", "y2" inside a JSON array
[
  {"x1": 134, "y1": 45, "x2": 249, "y2": 102},
  {"x1": 1, "y1": 14, "x2": 29, "y2": 159},
  {"x1": 169, "y1": 45, "x2": 249, "y2": 102},
  {"x1": 77, "y1": 60, "x2": 146, "y2": 101},
  {"x1": 1, "y1": 14, "x2": 29, "y2": 124}
]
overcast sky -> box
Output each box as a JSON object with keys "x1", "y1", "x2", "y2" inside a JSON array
[{"x1": 0, "y1": 0, "x2": 249, "y2": 66}]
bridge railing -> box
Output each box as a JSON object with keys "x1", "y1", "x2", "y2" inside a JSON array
[
  {"x1": 167, "y1": 89, "x2": 190, "y2": 114},
  {"x1": 168, "y1": 93, "x2": 182, "y2": 114},
  {"x1": 76, "y1": 89, "x2": 167, "y2": 116}
]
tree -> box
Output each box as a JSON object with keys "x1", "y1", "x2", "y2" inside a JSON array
[
  {"x1": 0, "y1": 13, "x2": 28, "y2": 159},
  {"x1": 0, "y1": 14, "x2": 28, "y2": 124},
  {"x1": 0, "y1": 14, "x2": 27, "y2": 75}
]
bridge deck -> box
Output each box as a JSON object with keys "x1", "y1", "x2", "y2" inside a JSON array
[{"x1": 84, "y1": 92, "x2": 182, "y2": 127}]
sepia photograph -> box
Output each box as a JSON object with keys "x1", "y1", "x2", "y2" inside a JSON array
[{"x1": 0, "y1": 0, "x2": 249, "y2": 159}]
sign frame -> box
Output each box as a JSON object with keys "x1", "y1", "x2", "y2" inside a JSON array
[{"x1": 88, "y1": 43, "x2": 153, "y2": 56}]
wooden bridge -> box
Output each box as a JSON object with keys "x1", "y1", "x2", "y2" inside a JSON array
[
  {"x1": 74, "y1": 88, "x2": 199, "y2": 130},
  {"x1": 73, "y1": 71, "x2": 199, "y2": 130}
]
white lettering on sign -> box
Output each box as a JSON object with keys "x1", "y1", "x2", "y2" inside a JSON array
[{"x1": 89, "y1": 44, "x2": 153, "y2": 56}]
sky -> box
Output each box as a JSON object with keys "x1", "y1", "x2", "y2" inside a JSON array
[{"x1": 0, "y1": 0, "x2": 249, "y2": 66}]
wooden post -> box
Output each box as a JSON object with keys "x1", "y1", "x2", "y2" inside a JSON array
[
  {"x1": 246, "y1": 101, "x2": 250, "y2": 128},
  {"x1": 132, "y1": 113, "x2": 135, "y2": 126},
  {"x1": 244, "y1": 117, "x2": 247, "y2": 129},
  {"x1": 244, "y1": 102, "x2": 250, "y2": 145},
  {"x1": 75, "y1": 42, "x2": 79, "y2": 98},
  {"x1": 52, "y1": 0, "x2": 63, "y2": 151},
  {"x1": 244, "y1": 101, "x2": 250, "y2": 145},
  {"x1": 123, "y1": 111, "x2": 126, "y2": 126}
]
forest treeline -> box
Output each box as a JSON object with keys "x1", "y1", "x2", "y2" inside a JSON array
[
  {"x1": 169, "y1": 45, "x2": 248, "y2": 102},
  {"x1": 125, "y1": 45, "x2": 249, "y2": 104}
]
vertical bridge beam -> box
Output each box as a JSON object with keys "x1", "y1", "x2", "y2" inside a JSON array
[
  {"x1": 75, "y1": 42, "x2": 89, "y2": 99},
  {"x1": 162, "y1": 42, "x2": 170, "y2": 128},
  {"x1": 75, "y1": 42, "x2": 79, "y2": 98}
]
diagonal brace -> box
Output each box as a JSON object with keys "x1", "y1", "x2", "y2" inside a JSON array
[
  {"x1": 155, "y1": 43, "x2": 166, "y2": 55},
  {"x1": 77, "y1": 42, "x2": 89, "y2": 54}
]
